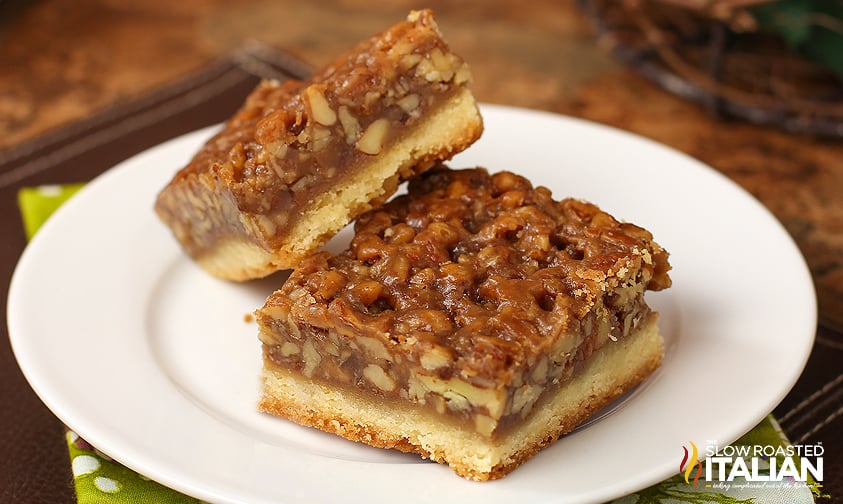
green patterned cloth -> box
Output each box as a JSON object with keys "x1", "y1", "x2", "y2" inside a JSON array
[
  {"x1": 17, "y1": 184, "x2": 86, "y2": 240},
  {"x1": 66, "y1": 431, "x2": 201, "y2": 504},
  {"x1": 18, "y1": 184, "x2": 823, "y2": 503}
]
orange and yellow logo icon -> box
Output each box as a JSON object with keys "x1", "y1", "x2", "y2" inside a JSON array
[{"x1": 680, "y1": 441, "x2": 704, "y2": 486}]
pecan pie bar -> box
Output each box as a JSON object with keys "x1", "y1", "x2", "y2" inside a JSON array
[
  {"x1": 256, "y1": 167, "x2": 672, "y2": 481},
  {"x1": 155, "y1": 10, "x2": 482, "y2": 280}
]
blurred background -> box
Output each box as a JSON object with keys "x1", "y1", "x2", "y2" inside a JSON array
[{"x1": 0, "y1": 0, "x2": 621, "y2": 148}]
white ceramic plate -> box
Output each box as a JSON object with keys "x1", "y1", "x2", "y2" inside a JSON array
[{"x1": 8, "y1": 105, "x2": 816, "y2": 504}]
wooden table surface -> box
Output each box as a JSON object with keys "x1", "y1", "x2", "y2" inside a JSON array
[{"x1": 2, "y1": 0, "x2": 841, "y2": 501}]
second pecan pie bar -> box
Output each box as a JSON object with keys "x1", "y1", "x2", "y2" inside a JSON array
[
  {"x1": 155, "y1": 10, "x2": 482, "y2": 281},
  {"x1": 255, "y1": 166, "x2": 672, "y2": 480}
]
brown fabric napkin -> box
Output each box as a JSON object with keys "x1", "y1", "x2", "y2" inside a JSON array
[{"x1": 0, "y1": 42, "x2": 309, "y2": 504}]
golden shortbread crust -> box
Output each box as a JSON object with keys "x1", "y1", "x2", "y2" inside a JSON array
[{"x1": 259, "y1": 312, "x2": 663, "y2": 481}]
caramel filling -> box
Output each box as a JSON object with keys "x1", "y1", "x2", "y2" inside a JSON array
[{"x1": 259, "y1": 303, "x2": 651, "y2": 438}]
